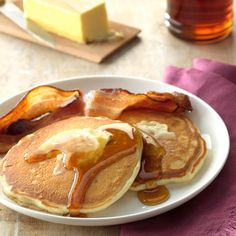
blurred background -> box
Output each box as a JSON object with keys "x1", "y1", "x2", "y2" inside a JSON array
[{"x1": 0, "y1": 0, "x2": 234, "y2": 101}]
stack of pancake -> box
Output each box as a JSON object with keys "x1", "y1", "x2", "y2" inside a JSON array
[{"x1": 0, "y1": 86, "x2": 207, "y2": 216}]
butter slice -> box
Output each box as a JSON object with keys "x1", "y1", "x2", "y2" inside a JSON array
[
  {"x1": 37, "y1": 128, "x2": 112, "y2": 168},
  {"x1": 135, "y1": 121, "x2": 176, "y2": 140},
  {"x1": 23, "y1": 0, "x2": 109, "y2": 43}
]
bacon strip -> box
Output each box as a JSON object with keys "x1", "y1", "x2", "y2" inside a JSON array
[
  {"x1": 0, "y1": 86, "x2": 84, "y2": 153},
  {"x1": 0, "y1": 87, "x2": 192, "y2": 154},
  {"x1": 84, "y1": 89, "x2": 192, "y2": 119},
  {"x1": 0, "y1": 86, "x2": 81, "y2": 133}
]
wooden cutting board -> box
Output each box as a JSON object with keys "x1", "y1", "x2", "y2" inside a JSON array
[{"x1": 0, "y1": 0, "x2": 141, "y2": 63}]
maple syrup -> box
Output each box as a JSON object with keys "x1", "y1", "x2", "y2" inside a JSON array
[
  {"x1": 165, "y1": 0, "x2": 233, "y2": 42},
  {"x1": 64, "y1": 213, "x2": 87, "y2": 218},
  {"x1": 137, "y1": 186, "x2": 169, "y2": 206},
  {"x1": 135, "y1": 132, "x2": 165, "y2": 183}
]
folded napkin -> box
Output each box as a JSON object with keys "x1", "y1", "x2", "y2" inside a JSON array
[{"x1": 121, "y1": 58, "x2": 236, "y2": 236}]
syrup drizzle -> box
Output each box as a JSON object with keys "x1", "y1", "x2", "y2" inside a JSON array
[
  {"x1": 64, "y1": 213, "x2": 87, "y2": 218},
  {"x1": 135, "y1": 131, "x2": 166, "y2": 183},
  {"x1": 137, "y1": 185, "x2": 169, "y2": 206},
  {"x1": 134, "y1": 131, "x2": 170, "y2": 206}
]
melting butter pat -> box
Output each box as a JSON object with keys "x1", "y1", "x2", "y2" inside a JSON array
[
  {"x1": 23, "y1": 0, "x2": 109, "y2": 43},
  {"x1": 38, "y1": 128, "x2": 111, "y2": 168},
  {"x1": 135, "y1": 121, "x2": 176, "y2": 140}
]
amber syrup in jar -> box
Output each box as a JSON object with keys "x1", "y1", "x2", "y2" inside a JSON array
[{"x1": 165, "y1": 0, "x2": 233, "y2": 42}]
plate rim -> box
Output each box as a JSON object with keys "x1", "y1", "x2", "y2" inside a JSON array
[{"x1": 0, "y1": 75, "x2": 230, "y2": 226}]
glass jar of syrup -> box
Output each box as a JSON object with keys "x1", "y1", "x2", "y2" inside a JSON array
[{"x1": 165, "y1": 0, "x2": 233, "y2": 42}]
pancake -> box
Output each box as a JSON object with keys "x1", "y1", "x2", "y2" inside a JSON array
[
  {"x1": 0, "y1": 116, "x2": 143, "y2": 215},
  {"x1": 118, "y1": 109, "x2": 207, "y2": 191}
]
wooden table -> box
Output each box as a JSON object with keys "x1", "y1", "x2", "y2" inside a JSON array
[{"x1": 0, "y1": 1, "x2": 235, "y2": 235}]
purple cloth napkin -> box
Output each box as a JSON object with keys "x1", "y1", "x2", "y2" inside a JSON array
[{"x1": 121, "y1": 58, "x2": 236, "y2": 236}]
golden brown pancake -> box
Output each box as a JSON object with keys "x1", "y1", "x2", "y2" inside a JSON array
[
  {"x1": 0, "y1": 116, "x2": 143, "y2": 215},
  {"x1": 118, "y1": 109, "x2": 207, "y2": 191}
]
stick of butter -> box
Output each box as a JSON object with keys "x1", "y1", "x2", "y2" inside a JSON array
[{"x1": 23, "y1": 0, "x2": 109, "y2": 43}]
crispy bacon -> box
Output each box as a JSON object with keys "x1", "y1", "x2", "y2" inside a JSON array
[
  {"x1": 0, "y1": 86, "x2": 192, "y2": 154},
  {"x1": 84, "y1": 89, "x2": 192, "y2": 119},
  {"x1": 0, "y1": 86, "x2": 84, "y2": 153},
  {"x1": 0, "y1": 86, "x2": 82, "y2": 133}
]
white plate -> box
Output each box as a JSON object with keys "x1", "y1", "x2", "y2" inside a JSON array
[{"x1": 0, "y1": 76, "x2": 230, "y2": 226}]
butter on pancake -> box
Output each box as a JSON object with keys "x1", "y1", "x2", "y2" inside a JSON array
[
  {"x1": 32, "y1": 128, "x2": 112, "y2": 175},
  {"x1": 118, "y1": 110, "x2": 207, "y2": 191},
  {"x1": 0, "y1": 116, "x2": 143, "y2": 215}
]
